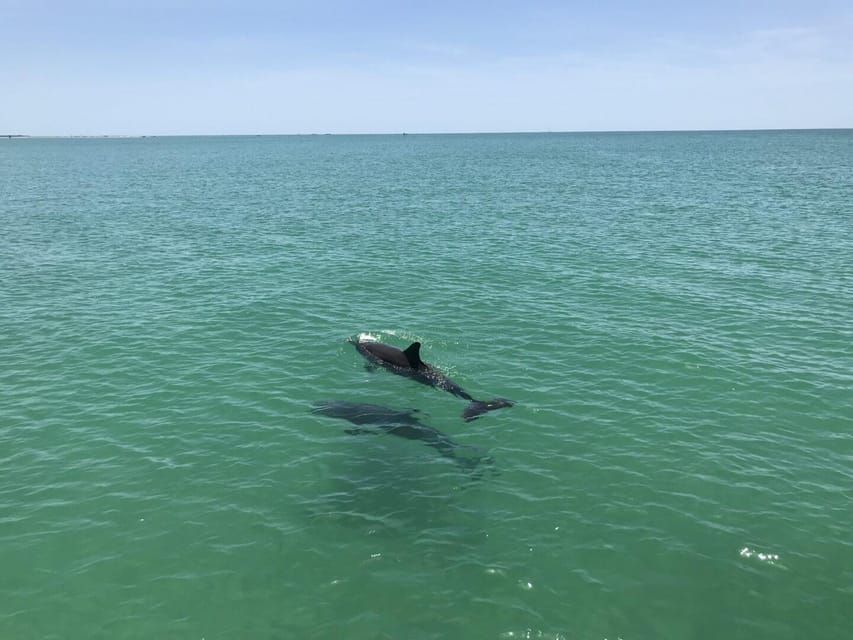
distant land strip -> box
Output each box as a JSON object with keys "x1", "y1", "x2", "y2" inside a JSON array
[{"x1": 0, "y1": 133, "x2": 141, "y2": 140}]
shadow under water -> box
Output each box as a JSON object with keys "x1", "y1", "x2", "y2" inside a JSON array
[{"x1": 311, "y1": 400, "x2": 495, "y2": 477}]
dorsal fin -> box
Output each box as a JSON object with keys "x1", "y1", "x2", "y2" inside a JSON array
[{"x1": 402, "y1": 341, "x2": 423, "y2": 369}]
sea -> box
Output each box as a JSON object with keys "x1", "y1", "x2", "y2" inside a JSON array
[{"x1": 1, "y1": 131, "x2": 851, "y2": 640}]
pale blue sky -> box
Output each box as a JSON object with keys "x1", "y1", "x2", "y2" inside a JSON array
[{"x1": 2, "y1": 1, "x2": 852, "y2": 135}]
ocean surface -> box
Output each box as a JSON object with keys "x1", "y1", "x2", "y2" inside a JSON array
[{"x1": 1, "y1": 131, "x2": 851, "y2": 640}]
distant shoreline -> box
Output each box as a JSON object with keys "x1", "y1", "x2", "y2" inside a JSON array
[{"x1": 2, "y1": 134, "x2": 137, "y2": 139}]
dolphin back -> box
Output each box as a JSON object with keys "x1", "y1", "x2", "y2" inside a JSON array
[
  {"x1": 312, "y1": 399, "x2": 495, "y2": 476},
  {"x1": 312, "y1": 400, "x2": 419, "y2": 424},
  {"x1": 349, "y1": 335, "x2": 515, "y2": 422}
]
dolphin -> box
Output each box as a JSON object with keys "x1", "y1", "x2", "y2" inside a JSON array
[
  {"x1": 348, "y1": 337, "x2": 513, "y2": 421},
  {"x1": 311, "y1": 400, "x2": 492, "y2": 473}
]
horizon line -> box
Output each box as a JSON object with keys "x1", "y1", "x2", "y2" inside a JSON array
[{"x1": 3, "y1": 127, "x2": 852, "y2": 139}]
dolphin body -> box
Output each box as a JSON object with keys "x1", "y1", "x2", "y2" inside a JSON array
[
  {"x1": 348, "y1": 337, "x2": 513, "y2": 421},
  {"x1": 311, "y1": 400, "x2": 492, "y2": 472}
]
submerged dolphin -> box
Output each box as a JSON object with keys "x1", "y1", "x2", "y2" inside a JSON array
[
  {"x1": 312, "y1": 400, "x2": 492, "y2": 472},
  {"x1": 348, "y1": 337, "x2": 513, "y2": 421}
]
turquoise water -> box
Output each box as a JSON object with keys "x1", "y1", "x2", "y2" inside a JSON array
[{"x1": 1, "y1": 131, "x2": 851, "y2": 639}]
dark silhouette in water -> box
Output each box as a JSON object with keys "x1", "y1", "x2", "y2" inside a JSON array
[
  {"x1": 348, "y1": 337, "x2": 513, "y2": 421},
  {"x1": 312, "y1": 400, "x2": 493, "y2": 473}
]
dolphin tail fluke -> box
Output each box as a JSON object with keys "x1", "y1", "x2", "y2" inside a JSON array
[{"x1": 462, "y1": 397, "x2": 514, "y2": 422}]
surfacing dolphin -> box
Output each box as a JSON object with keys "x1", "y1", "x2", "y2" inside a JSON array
[
  {"x1": 311, "y1": 400, "x2": 493, "y2": 473},
  {"x1": 348, "y1": 336, "x2": 513, "y2": 422}
]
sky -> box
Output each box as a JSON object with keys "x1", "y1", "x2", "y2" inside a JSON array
[{"x1": 2, "y1": 0, "x2": 852, "y2": 135}]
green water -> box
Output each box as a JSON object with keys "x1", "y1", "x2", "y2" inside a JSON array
[{"x1": 1, "y1": 131, "x2": 851, "y2": 639}]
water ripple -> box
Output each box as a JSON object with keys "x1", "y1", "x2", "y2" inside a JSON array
[{"x1": 2, "y1": 132, "x2": 851, "y2": 639}]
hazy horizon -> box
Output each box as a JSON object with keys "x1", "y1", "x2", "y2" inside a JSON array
[{"x1": 4, "y1": 127, "x2": 853, "y2": 139}]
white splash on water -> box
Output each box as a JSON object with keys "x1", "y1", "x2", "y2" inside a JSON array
[{"x1": 739, "y1": 546, "x2": 780, "y2": 564}]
